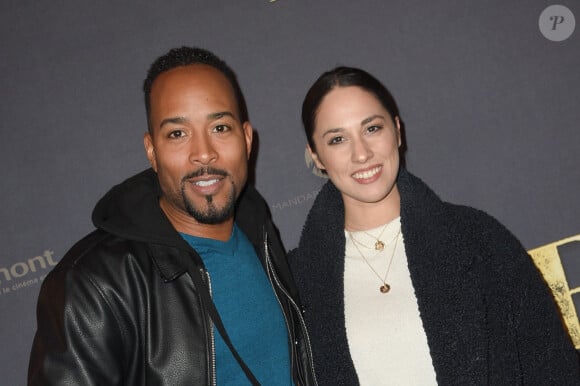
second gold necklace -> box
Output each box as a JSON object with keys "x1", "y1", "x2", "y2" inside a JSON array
[{"x1": 347, "y1": 226, "x2": 401, "y2": 294}]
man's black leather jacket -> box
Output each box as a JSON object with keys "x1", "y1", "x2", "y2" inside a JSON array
[{"x1": 28, "y1": 169, "x2": 316, "y2": 385}]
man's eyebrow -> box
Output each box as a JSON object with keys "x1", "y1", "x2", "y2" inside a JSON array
[
  {"x1": 158, "y1": 112, "x2": 236, "y2": 129},
  {"x1": 207, "y1": 111, "x2": 236, "y2": 120},
  {"x1": 159, "y1": 116, "x2": 189, "y2": 129}
]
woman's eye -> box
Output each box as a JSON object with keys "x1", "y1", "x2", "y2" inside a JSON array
[
  {"x1": 328, "y1": 136, "x2": 344, "y2": 145},
  {"x1": 366, "y1": 125, "x2": 382, "y2": 133}
]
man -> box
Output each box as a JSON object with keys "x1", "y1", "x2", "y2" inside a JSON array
[{"x1": 28, "y1": 47, "x2": 314, "y2": 385}]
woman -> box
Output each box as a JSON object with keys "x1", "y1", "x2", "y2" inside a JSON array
[{"x1": 289, "y1": 66, "x2": 579, "y2": 385}]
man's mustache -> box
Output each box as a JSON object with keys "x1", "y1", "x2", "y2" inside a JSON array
[{"x1": 183, "y1": 167, "x2": 228, "y2": 180}]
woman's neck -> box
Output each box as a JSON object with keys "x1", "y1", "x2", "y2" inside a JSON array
[{"x1": 343, "y1": 186, "x2": 401, "y2": 232}]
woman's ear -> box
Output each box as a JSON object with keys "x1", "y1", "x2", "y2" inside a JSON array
[
  {"x1": 395, "y1": 116, "x2": 402, "y2": 147},
  {"x1": 307, "y1": 144, "x2": 325, "y2": 171}
]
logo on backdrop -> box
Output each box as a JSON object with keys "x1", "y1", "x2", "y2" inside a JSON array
[
  {"x1": 539, "y1": 5, "x2": 575, "y2": 41},
  {"x1": 267, "y1": 149, "x2": 323, "y2": 213},
  {"x1": 271, "y1": 189, "x2": 320, "y2": 212},
  {"x1": 0, "y1": 250, "x2": 59, "y2": 296}
]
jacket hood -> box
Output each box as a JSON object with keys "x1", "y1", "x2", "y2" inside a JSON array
[
  {"x1": 92, "y1": 168, "x2": 271, "y2": 249},
  {"x1": 92, "y1": 169, "x2": 179, "y2": 246}
]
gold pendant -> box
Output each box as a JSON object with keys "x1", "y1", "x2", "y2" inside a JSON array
[
  {"x1": 380, "y1": 284, "x2": 390, "y2": 293},
  {"x1": 375, "y1": 240, "x2": 385, "y2": 251}
]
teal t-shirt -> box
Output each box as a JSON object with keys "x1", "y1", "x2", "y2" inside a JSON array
[{"x1": 181, "y1": 225, "x2": 293, "y2": 385}]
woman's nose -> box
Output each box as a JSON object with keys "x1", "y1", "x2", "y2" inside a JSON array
[{"x1": 351, "y1": 137, "x2": 372, "y2": 163}]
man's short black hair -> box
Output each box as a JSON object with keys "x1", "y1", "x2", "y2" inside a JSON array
[{"x1": 143, "y1": 46, "x2": 248, "y2": 132}]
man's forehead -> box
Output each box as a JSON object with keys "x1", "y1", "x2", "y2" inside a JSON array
[
  {"x1": 152, "y1": 65, "x2": 235, "y2": 101},
  {"x1": 154, "y1": 64, "x2": 230, "y2": 87}
]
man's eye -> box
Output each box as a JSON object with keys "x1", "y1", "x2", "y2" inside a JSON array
[
  {"x1": 213, "y1": 124, "x2": 230, "y2": 133},
  {"x1": 168, "y1": 130, "x2": 185, "y2": 139}
]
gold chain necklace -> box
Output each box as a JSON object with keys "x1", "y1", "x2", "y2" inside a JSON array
[
  {"x1": 349, "y1": 221, "x2": 397, "y2": 251},
  {"x1": 347, "y1": 226, "x2": 401, "y2": 294}
]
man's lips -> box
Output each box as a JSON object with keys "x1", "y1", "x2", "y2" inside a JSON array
[
  {"x1": 193, "y1": 177, "x2": 222, "y2": 187},
  {"x1": 183, "y1": 167, "x2": 228, "y2": 194}
]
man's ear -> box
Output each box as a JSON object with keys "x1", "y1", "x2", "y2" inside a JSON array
[
  {"x1": 242, "y1": 121, "x2": 253, "y2": 160},
  {"x1": 144, "y1": 132, "x2": 158, "y2": 172}
]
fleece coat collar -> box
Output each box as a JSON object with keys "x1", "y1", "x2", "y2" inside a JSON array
[{"x1": 292, "y1": 168, "x2": 497, "y2": 385}]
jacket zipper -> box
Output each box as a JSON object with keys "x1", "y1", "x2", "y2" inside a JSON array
[
  {"x1": 200, "y1": 268, "x2": 217, "y2": 386},
  {"x1": 263, "y1": 231, "x2": 318, "y2": 386},
  {"x1": 263, "y1": 233, "x2": 296, "y2": 381}
]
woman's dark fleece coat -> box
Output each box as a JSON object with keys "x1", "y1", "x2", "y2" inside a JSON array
[{"x1": 289, "y1": 168, "x2": 579, "y2": 385}]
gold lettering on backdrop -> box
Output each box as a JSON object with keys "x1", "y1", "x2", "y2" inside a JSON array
[{"x1": 528, "y1": 235, "x2": 580, "y2": 349}]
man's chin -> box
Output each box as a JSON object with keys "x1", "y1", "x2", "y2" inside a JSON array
[
  {"x1": 185, "y1": 200, "x2": 234, "y2": 225},
  {"x1": 182, "y1": 186, "x2": 237, "y2": 224},
  {"x1": 190, "y1": 210, "x2": 234, "y2": 225}
]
